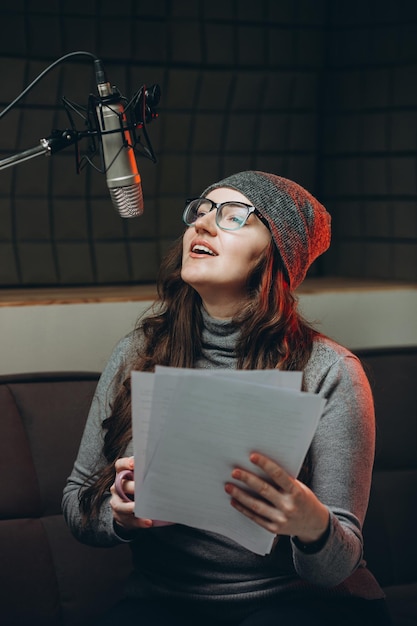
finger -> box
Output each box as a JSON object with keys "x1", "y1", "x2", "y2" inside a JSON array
[
  {"x1": 122, "y1": 514, "x2": 154, "y2": 529},
  {"x1": 115, "y1": 456, "x2": 135, "y2": 472},
  {"x1": 224, "y1": 482, "x2": 282, "y2": 533},
  {"x1": 123, "y1": 478, "x2": 135, "y2": 499},
  {"x1": 230, "y1": 467, "x2": 281, "y2": 504},
  {"x1": 110, "y1": 481, "x2": 131, "y2": 502},
  {"x1": 110, "y1": 491, "x2": 153, "y2": 529},
  {"x1": 115, "y1": 511, "x2": 153, "y2": 530},
  {"x1": 249, "y1": 453, "x2": 295, "y2": 493}
]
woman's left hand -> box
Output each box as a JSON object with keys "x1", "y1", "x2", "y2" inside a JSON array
[{"x1": 224, "y1": 452, "x2": 330, "y2": 544}]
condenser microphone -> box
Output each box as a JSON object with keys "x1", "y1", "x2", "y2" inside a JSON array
[{"x1": 94, "y1": 60, "x2": 143, "y2": 218}]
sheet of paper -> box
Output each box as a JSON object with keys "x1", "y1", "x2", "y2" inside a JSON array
[
  {"x1": 155, "y1": 365, "x2": 303, "y2": 391},
  {"x1": 131, "y1": 371, "x2": 154, "y2": 486},
  {"x1": 133, "y1": 371, "x2": 326, "y2": 555},
  {"x1": 131, "y1": 367, "x2": 302, "y2": 487}
]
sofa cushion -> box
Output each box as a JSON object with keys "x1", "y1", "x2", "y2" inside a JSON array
[
  {"x1": 0, "y1": 373, "x2": 132, "y2": 626},
  {"x1": 0, "y1": 348, "x2": 416, "y2": 626},
  {"x1": 357, "y1": 347, "x2": 417, "y2": 626}
]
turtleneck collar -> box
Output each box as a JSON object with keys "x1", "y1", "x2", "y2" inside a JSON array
[{"x1": 197, "y1": 307, "x2": 240, "y2": 369}]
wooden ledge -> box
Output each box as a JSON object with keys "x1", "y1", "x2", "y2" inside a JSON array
[
  {"x1": 296, "y1": 278, "x2": 417, "y2": 294},
  {"x1": 0, "y1": 285, "x2": 158, "y2": 307},
  {"x1": 0, "y1": 279, "x2": 415, "y2": 307}
]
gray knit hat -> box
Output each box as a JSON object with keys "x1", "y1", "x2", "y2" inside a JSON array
[{"x1": 202, "y1": 171, "x2": 331, "y2": 289}]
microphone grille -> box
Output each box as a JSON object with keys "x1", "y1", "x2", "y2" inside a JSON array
[{"x1": 109, "y1": 184, "x2": 144, "y2": 218}]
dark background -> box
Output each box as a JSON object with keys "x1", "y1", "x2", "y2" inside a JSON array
[{"x1": 0, "y1": 0, "x2": 416, "y2": 288}]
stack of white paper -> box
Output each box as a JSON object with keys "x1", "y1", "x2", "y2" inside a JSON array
[{"x1": 131, "y1": 366, "x2": 326, "y2": 555}]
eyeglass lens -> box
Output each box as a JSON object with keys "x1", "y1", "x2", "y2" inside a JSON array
[{"x1": 185, "y1": 199, "x2": 252, "y2": 230}]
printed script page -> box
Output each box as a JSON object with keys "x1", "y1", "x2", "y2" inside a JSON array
[
  {"x1": 131, "y1": 369, "x2": 325, "y2": 555},
  {"x1": 131, "y1": 367, "x2": 303, "y2": 486}
]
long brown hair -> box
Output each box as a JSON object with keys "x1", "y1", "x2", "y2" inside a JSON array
[{"x1": 80, "y1": 237, "x2": 318, "y2": 519}]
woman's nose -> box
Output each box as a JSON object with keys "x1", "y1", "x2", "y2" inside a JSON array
[{"x1": 194, "y1": 210, "x2": 217, "y2": 234}]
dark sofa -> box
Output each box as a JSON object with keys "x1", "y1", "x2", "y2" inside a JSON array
[{"x1": 0, "y1": 347, "x2": 416, "y2": 626}]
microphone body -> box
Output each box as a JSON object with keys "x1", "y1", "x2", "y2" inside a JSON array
[{"x1": 96, "y1": 85, "x2": 143, "y2": 218}]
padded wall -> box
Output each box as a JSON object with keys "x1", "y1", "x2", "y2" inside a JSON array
[
  {"x1": 0, "y1": 1, "x2": 416, "y2": 287},
  {"x1": 0, "y1": 1, "x2": 325, "y2": 286},
  {"x1": 321, "y1": 2, "x2": 417, "y2": 281}
]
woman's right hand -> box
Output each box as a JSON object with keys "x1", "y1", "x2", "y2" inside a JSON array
[{"x1": 110, "y1": 456, "x2": 154, "y2": 531}]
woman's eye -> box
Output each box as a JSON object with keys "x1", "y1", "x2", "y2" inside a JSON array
[{"x1": 227, "y1": 214, "x2": 245, "y2": 224}]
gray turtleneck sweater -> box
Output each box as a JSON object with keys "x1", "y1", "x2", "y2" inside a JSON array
[{"x1": 62, "y1": 310, "x2": 384, "y2": 620}]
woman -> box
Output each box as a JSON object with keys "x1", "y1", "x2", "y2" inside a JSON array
[{"x1": 63, "y1": 171, "x2": 391, "y2": 625}]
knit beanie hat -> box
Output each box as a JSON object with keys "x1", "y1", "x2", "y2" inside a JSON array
[{"x1": 202, "y1": 171, "x2": 331, "y2": 290}]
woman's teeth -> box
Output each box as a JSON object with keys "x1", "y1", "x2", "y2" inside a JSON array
[{"x1": 192, "y1": 245, "x2": 217, "y2": 256}]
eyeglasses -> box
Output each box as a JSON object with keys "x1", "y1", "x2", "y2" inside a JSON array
[{"x1": 182, "y1": 197, "x2": 269, "y2": 232}]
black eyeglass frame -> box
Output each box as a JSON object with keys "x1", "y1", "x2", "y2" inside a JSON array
[{"x1": 183, "y1": 197, "x2": 270, "y2": 231}]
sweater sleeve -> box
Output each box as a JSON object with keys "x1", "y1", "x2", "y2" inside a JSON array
[
  {"x1": 62, "y1": 334, "x2": 135, "y2": 547},
  {"x1": 291, "y1": 341, "x2": 375, "y2": 587}
]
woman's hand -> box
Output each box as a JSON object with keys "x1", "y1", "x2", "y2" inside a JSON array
[
  {"x1": 110, "y1": 456, "x2": 153, "y2": 531},
  {"x1": 224, "y1": 452, "x2": 330, "y2": 545}
]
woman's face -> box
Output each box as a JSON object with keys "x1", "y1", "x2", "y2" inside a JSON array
[{"x1": 181, "y1": 187, "x2": 271, "y2": 318}]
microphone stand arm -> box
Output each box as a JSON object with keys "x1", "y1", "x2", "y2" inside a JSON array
[{"x1": 0, "y1": 128, "x2": 91, "y2": 171}]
